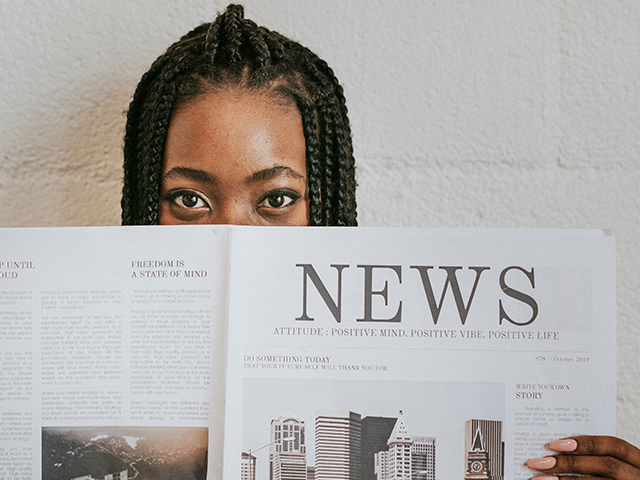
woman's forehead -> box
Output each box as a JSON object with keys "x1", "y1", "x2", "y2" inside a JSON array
[{"x1": 163, "y1": 87, "x2": 306, "y2": 178}]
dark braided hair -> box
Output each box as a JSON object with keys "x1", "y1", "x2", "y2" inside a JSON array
[{"x1": 122, "y1": 4, "x2": 357, "y2": 226}]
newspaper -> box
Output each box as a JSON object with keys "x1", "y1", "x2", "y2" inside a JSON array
[
  {"x1": 0, "y1": 226, "x2": 615, "y2": 480},
  {"x1": 223, "y1": 227, "x2": 616, "y2": 480},
  {"x1": 1, "y1": 227, "x2": 228, "y2": 480}
]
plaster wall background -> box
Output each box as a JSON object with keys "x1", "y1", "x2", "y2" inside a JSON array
[{"x1": 0, "y1": 1, "x2": 638, "y2": 445}]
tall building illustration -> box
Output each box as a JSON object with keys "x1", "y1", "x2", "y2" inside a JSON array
[
  {"x1": 464, "y1": 419, "x2": 503, "y2": 480},
  {"x1": 306, "y1": 466, "x2": 316, "y2": 480},
  {"x1": 242, "y1": 452, "x2": 257, "y2": 480},
  {"x1": 373, "y1": 412, "x2": 436, "y2": 480},
  {"x1": 272, "y1": 453, "x2": 307, "y2": 480},
  {"x1": 387, "y1": 411, "x2": 413, "y2": 480},
  {"x1": 315, "y1": 411, "x2": 362, "y2": 480},
  {"x1": 411, "y1": 436, "x2": 436, "y2": 480},
  {"x1": 361, "y1": 416, "x2": 397, "y2": 480},
  {"x1": 374, "y1": 449, "x2": 390, "y2": 480},
  {"x1": 270, "y1": 415, "x2": 307, "y2": 480}
]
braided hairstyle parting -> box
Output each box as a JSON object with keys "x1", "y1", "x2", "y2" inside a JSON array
[{"x1": 122, "y1": 4, "x2": 357, "y2": 226}]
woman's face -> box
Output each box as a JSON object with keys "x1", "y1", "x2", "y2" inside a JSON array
[{"x1": 160, "y1": 87, "x2": 309, "y2": 225}]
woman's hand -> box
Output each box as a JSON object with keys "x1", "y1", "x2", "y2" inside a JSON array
[{"x1": 526, "y1": 435, "x2": 640, "y2": 479}]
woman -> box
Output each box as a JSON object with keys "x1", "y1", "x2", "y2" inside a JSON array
[
  {"x1": 121, "y1": 4, "x2": 639, "y2": 479},
  {"x1": 121, "y1": 3, "x2": 356, "y2": 228}
]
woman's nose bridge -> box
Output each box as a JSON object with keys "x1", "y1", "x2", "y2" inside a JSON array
[{"x1": 213, "y1": 198, "x2": 253, "y2": 225}]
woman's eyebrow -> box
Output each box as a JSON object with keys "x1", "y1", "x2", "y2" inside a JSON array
[
  {"x1": 248, "y1": 166, "x2": 305, "y2": 183},
  {"x1": 163, "y1": 167, "x2": 216, "y2": 183}
]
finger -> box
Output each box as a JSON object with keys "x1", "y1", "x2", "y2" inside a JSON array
[
  {"x1": 553, "y1": 452, "x2": 640, "y2": 479},
  {"x1": 549, "y1": 436, "x2": 640, "y2": 468},
  {"x1": 527, "y1": 453, "x2": 640, "y2": 479}
]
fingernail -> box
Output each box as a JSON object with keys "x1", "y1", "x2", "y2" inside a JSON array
[
  {"x1": 548, "y1": 438, "x2": 578, "y2": 452},
  {"x1": 526, "y1": 457, "x2": 556, "y2": 469},
  {"x1": 531, "y1": 476, "x2": 559, "y2": 480}
]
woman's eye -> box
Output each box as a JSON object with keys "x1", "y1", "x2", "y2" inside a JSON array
[
  {"x1": 168, "y1": 191, "x2": 209, "y2": 209},
  {"x1": 258, "y1": 191, "x2": 298, "y2": 209}
]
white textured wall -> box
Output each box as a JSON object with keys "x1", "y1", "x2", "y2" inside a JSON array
[{"x1": 0, "y1": 1, "x2": 638, "y2": 444}]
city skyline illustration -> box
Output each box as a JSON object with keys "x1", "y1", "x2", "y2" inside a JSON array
[
  {"x1": 244, "y1": 410, "x2": 437, "y2": 480},
  {"x1": 242, "y1": 379, "x2": 504, "y2": 479}
]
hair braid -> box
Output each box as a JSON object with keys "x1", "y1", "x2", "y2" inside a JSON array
[
  {"x1": 320, "y1": 99, "x2": 336, "y2": 225},
  {"x1": 122, "y1": 3, "x2": 357, "y2": 226},
  {"x1": 310, "y1": 57, "x2": 357, "y2": 226},
  {"x1": 299, "y1": 101, "x2": 323, "y2": 226},
  {"x1": 123, "y1": 37, "x2": 204, "y2": 224},
  {"x1": 246, "y1": 21, "x2": 270, "y2": 69},
  {"x1": 297, "y1": 51, "x2": 349, "y2": 226},
  {"x1": 139, "y1": 83, "x2": 177, "y2": 224},
  {"x1": 221, "y1": 4, "x2": 244, "y2": 64},
  {"x1": 262, "y1": 27, "x2": 285, "y2": 63},
  {"x1": 204, "y1": 19, "x2": 221, "y2": 63}
]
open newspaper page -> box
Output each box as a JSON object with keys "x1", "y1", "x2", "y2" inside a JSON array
[
  {"x1": 223, "y1": 227, "x2": 616, "y2": 480},
  {"x1": 0, "y1": 226, "x2": 229, "y2": 480}
]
